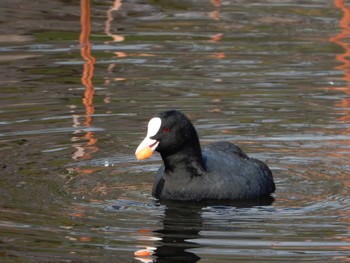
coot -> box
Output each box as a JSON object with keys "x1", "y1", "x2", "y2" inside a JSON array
[{"x1": 135, "y1": 110, "x2": 275, "y2": 201}]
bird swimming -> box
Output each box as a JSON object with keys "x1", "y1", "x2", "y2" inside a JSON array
[{"x1": 135, "y1": 110, "x2": 275, "y2": 201}]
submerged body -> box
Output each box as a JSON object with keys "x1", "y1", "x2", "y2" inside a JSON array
[{"x1": 135, "y1": 110, "x2": 275, "y2": 201}]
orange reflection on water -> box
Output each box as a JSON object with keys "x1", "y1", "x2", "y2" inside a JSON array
[
  {"x1": 209, "y1": 33, "x2": 224, "y2": 43},
  {"x1": 208, "y1": 0, "x2": 226, "y2": 63},
  {"x1": 103, "y1": 0, "x2": 156, "y2": 85},
  {"x1": 105, "y1": 0, "x2": 125, "y2": 43},
  {"x1": 329, "y1": 0, "x2": 350, "y2": 149},
  {"x1": 329, "y1": 0, "x2": 350, "y2": 121},
  {"x1": 80, "y1": 0, "x2": 95, "y2": 126},
  {"x1": 209, "y1": 0, "x2": 221, "y2": 20},
  {"x1": 104, "y1": 0, "x2": 126, "y2": 83},
  {"x1": 72, "y1": 0, "x2": 98, "y2": 160},
  {"x1": 329, "y1": 0, "x2": 350, "y2": 70},
  {"x1": 329, "y1": 0, "x2": 350, "y2": 171},
  {"x1": 328, "y1": 1, "x2": 350, "y2": 258}
]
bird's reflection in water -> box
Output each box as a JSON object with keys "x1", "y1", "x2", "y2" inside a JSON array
[{"x1": 150, "y1": 197, "x2": 274, "y2": 263}]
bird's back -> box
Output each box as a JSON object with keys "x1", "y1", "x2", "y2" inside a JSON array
[{"x1": 202, "y1": 142, "x2": 275, "y2": 200}]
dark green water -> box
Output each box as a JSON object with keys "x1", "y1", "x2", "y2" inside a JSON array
[{"x1": 0, "y1": 0, "x2": 349, "y2": 262}]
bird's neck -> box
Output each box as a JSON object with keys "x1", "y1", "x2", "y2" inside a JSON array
[{"x1": 161, "y1": 143, "x2": 205, "y2": 177}]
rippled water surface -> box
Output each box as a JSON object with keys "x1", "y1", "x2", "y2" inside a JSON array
[{"x1": 0, "y1": 0, "x2": 350, "y2": 262}]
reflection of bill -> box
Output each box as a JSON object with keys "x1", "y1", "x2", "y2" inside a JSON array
[
  {"x1": 135, "y1": 199, "x2": 274, "y2": 263},
  {"x1": 134, "y1": 202, "x2": 202, "y2": 263},
  {"x1": 152, "y1": 203, "x2": 202, "y2": 263}
]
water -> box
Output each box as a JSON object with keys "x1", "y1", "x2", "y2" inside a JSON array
[{"x1": 0, "y1": 0, "x2": 350, "y2": 262}]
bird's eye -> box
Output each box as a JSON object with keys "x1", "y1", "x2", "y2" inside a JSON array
[{"x1": 163, "y1": 128, "x2": 170, "y2": 133}]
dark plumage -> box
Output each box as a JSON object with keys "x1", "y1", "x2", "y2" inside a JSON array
[{"x1": 135, "y1": 110, "x2": 275, "y2": 201}]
